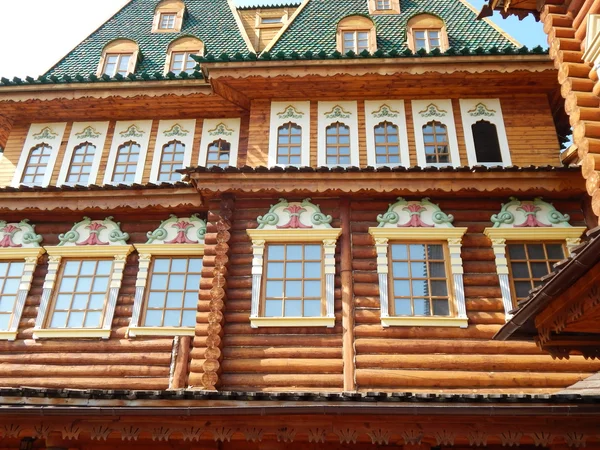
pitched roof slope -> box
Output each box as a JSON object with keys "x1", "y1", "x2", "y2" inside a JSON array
[
  {"x1": 45, "y1": 0, "x2": 249, "y2": 77},
  {"x1": 270, "y1": 0, "x2": 519, "y2": 54}
]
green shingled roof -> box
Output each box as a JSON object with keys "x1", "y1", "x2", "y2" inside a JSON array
[
  {"x1": 45, "y1": 0, "x2": 519, "y2": 78},
  {"x1": 270, "y1": 0, "x2": 518, "y2": 54}
]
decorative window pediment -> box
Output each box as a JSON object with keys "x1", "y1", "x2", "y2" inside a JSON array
[
  {"x1": 58, "y1": 122, "x2": 109, "y2": 187},
  {"x1": 269, "y1": 102, "x2": 310, "y2": 167},
  {"x1": 247, "y1": 199, "x2": 342, "y2": 328},
  {"x1": 0, "y1": 220, "x2": 44, "y2": 340},
  {"x1": 484, "y1": 198, "x2": 586, "y2": 319},
  {"x1": 369, "y1": 198, "x2": 468, "y2": 328},
  {"x1": 318, "y1": 101, "x2": 359, "y2": 167},
  {"x1": 150, "y1": 119, "x2": 196, "y2": 183},
  {"x1": 336, "y1": 15, "x2": 377, "y2": 54},
  {"x1": 103, "y1": 121, "x2": 153, "y2": 185},
  {"x1": 365, "y1": 100, "x2": 410, "y2": 167},
  {"x1": 130, "y1": 215, "x2": 206, "y2": 337},
  {"x1": 34, "y1": 217, "x2": 133, "y2": 339},
  {"x1": 199, "y1": 119, "x2": 241, "y2": 168}
]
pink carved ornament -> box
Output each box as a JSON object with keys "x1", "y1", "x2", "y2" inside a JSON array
[
  {"x1": 0, "y1": 224, "x2": 22, "y2": 248},
  {"x1": 166, "y1": 220, "x2": 198, "y2": 244},
  {"x1": 77, "y1": 222, "x2": 109, "y2": 246},
  {"x1": 277, "y1": 205, "x2": 313, "y2": 229},
  {"x1": 515, "y1": 205, "x2": 550, "y2": 228},
  {"x1": 398, "y1": 205, "x2": 434, "y2": 228}
]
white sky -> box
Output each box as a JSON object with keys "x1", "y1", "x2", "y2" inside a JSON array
[{"x1": 0, "y1": 0, "x2": 545, "y2": 79}]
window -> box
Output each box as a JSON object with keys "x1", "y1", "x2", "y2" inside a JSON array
[
  {"x1": 407, "y1": 14, "x2": 448, "y2": 52},
  {"x1": 263, "y1": 244, "x2": 322, "y2": 317},
  {"x1": 326, "y1": 123, "x2": 351, "y2": 165},
  {"x1": 336, "y1": 16, "x2": 376, "y2": 53},
  {"x1": 261, "y1": 16, "x2": 282, "y2": 24},
  {"x1": 21, "y1": 144, "x2": 52, "y2": 186},
  {"x1": 0, "y1": 261, "x2": 25, "y2": 331},
  {"x1": 484, "y1": 198, "x2": 587, "y2": 320},
  {"x1": 422, "y1": 121, "x2": 450, "y2": 164},
  {"x1": 102, "y1": 54, "x2": 132, "y2": 77},
  {"x1": 48, "y1": 260, "x2": 112, "y2": 329},
  {"x1": 374, "y1": 121, "x2": 401, "y2": 165},
  {"x1": 169, "y1": 52, "x2": 197, "y2": 74},
  {"x1": 143, "y1": 257, "x2": 202, "y2": 327},
  {"x1": 206, "y1": 139, "x2": 231, "y2": 168},
  {"x1": 377, "y1": 0, "x2": 391, "y2": 9},
  {"x1": 508, "y1": 243, "x2": 565, "y2": 302},
  {"x1": 247, "y1": 199, "x2": 342, "y2": 328},
  {"x1": 65, "y1": 142, "x2": 96, "y2": 185},
  {"x1": 164, "y1": 37, "x2": 204, "y2": 75},
  {"x1": 368, "y1": 0, "x2": 400, "y2": 14},
  {"x1": 414, "y1": 29, "x2": 441, "y2": 51},
  {"x1": 276, "y1": 123, "x2": 302, "y2": 165},
  {"x1": 369, "y1": 198, "x2": 469, "y2": 328},
  {"x1": 157, "y1": 141, "x2": 185, "y2": 182},
  {"x1": 472, "y1": 121, "x2": 502, "y2": 163},
  {"x1": 159, "y1": 12, "x2": 176, "y2": 29},
  {"x1": 269, "y1": 102, "x2": 310, "y2": 167},
  {"x1": 111, "y1": 141, "x2": 140, "y2": 183},
  {"x1": 97, "y1": 39, "x2": 139, "y2": 77}
]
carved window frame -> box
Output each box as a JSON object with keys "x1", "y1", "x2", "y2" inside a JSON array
[
  {"x1": 0, "y1": 221, "x2": 44, "y2": 341},
  {"x1": 103, "y1": 121, "x2": 153, "y2": 186},
  {"x1": 336, "y1": 16, "x2": 377, "y2": 54},
  {"x1": 12, "y1": 123, "x2": 67, "y2": 188},
  {"x1": 247, "y1": 199, "x2": 342, "y2": 328},
  {"x1": 365, "y1": 100, "x2": 410, "y2": 167},
  {"x1": 268, "y1": 102, "x2": 310, "y2": 167},
  {"x1": 129, "y1": 215, "x2": 206, "y2": 337},
  {"x1": 459, "y1": 99, "x2": 511, "y2": 167},
  {"x1": 484, "y1": 198, "x2": 587, "y2": 320},
  {"x1": 318, "y1": 101, "x2": 359, "y2": 167},
  {"x1": 152, "y1": 0, "x2": 186, "y2": 33},
  {"x1": 198, "y1": 119, "x2": 241, "y2": 168},
  {"x1": 411, "y1": 100, "x2": 461, "y2": 168},
  {"x1": 57, "y1": 122, "x2": 109, "y2": 186},
  {"x1": 164, "y1": 37, "x2": 204, "y2": 75},
  {"x1": 150, "y1": 120, "x2": 195, "y2": 184},
  {"x1": 368, "y1": 198, "x2": 468, "y2": 328},
  {"x1": 33, "y1": 218, "x2": 133, "y2": 339},
  {"x1": 406, "y1": 14, "x2": 449, "y2": 53},
  {"x1": 96, "y1": 39, "x2": 140, "y2": 77}
]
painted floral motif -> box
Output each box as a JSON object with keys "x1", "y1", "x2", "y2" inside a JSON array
[
  {"x1": 163, "y1": 123, "x2": 189, "y2": 137},
  {"x1": 377, "y1": 197, "x2": 454, "y2": 228},
  {"x1": 515, "y1": 204, "x2": 551, "y2": 228},
  {"x1": 398, "y1": 204, "x2": 435, "y2": 228},
  {"x1": 277, "y1": 205, "x2": 313, "y2": 229},
  {"x1": 468, "y1": 103, "x2": 496, "y2": 117},
  {"x1": 324, "y1": 105, "x2": 351, "y2": 120},
  {"x1": 277, "y1": 105, "x2": 304, "y2": 120},
  {"x1": 490, "y1": 197, "x2": 572, "y2": 228},
  {"x1": 208, "y1": 123, "x2": 234, "y2": 137},
  {"x1": 0, "y1": 224, "x2": 22, "y2": 248},
  {"x1": 77, "y1": 222, "x2": 109, "y2": 246},
  {"x1": 418, "y1": 104, "x2": 447, "y2": 118},
  {"x1": 0, "y1": 220, "x2": 42, "y2": 248},
  {"x1": 166, "y1": 220, "x2": 198, "y2": 244},
  {"x1": 58, "y1": 217, "x2": 129, "y2": 246},
  {"x1": 146, "y1": 214, "x2": 206, "y2": 244},
  {"x1": 75, "y1": 126, "x2": 102, "y2": 139},
  {"x1": 119, "y1": 125, "x2": 145, "y2": 138},
  {"x1": 372, "y1": 104, "x2": 400, "y2": 119},
  {"x1": 33, "y1": 127, "x2": 58, "y2": 140},
  {"x1": 257, "y1": 198, "x2": 333, "y2": 230}
]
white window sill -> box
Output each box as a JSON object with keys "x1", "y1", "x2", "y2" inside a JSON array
[
  {"x1": 33, "y1": 328, "x2": 111, "y2": 339},
  {"x1": 128, "y1": 326, "x2": 195, "y2": 337},
  {"x1": 0, "y1": 331, "x2": 17, "y2": 341},
  {"x1": 251, "y1": 317, "x2": 335, "y2": 328},
  {"x1": 382, "y1": 316, "x2": 468, "y2": 328}
]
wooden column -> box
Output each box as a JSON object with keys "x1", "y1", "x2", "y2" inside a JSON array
[
  {"x1": 189, "y1": 195, "x2": 234, "y2": 390},
  {"x1": 341, "y1": 198, "x2": 356, "y2": 392}
]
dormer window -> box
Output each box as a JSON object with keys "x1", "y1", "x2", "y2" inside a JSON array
[
  {"x1": 97, "y1": 39, "x2": 139, "y2": 77},
  {"x1": 368, "y1": 0, "x2": 400, "y2": 14},
  {"x1": 159, "y1": 13, "x2": 177, "y2": 29},
  {"x1": 407, "y1": 14, "x2": 448, "y2": 53},
  {"x1": 336, "y1": 16, "x2": 377, "y2": 54},
  {"x1": 377, "y1": 0, "x2": 391, "y2": 9},
  {"x1": 152, "y1": 0, "x2": 186, "y2": 33},
  {"x1": 261, "y1": 16, "x2": 282, "y2": 24},
  {"x1": 165, "y1": 37, "x2": 204, "y2": 75},
  {"x1": 103, "y1": 54, "x2": 132, "y2": 77}
]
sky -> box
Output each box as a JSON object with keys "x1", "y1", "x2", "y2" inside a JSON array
[{"x1": 0, "y1": 0, "x2": 547, "y2": 79}]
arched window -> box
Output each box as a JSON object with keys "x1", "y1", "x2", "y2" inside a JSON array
[
  {"x1": 66, "y1": 142, "x2": 96, "y2": 185},
  {"x1": 158, "y1": 140, "x2": 186, "y2": 182},
  {"x1": 472, "y1": 120, "x2": 503, "y2": 163},
  {"x1": 206, "y1": 139, "x2": 231, "y2": 168},
  {"x1": 422, "y1": 121, "x2": 450, "y2": 164},
  {"x1": 374, "y1": 121, "x2": 400, "y2": 165},
  {"x1": 165, "y1": 36, "x2": 204, "y2": 74},
  {"x1": 407, "y1": 14, "x2": 448, "y2": 52},
  {"x1": 326, "y1": 122, "x2": 351, "y2": 165},
  {"x1": 337, "y1": 16, "x2": 377, "y2": 53},
  {"x1": 112, "y1": 141, "x2": 141, "y2": 183},
  {"x1": 98, "y1": 39, "x2": 139, "y2": 77},
  {"x1": 21, "y1": 144, "x2": 52, "y2": 185},
  {"x1": 152, "y1": 0, "x2": 186, "y2": 33},
  {"x1": 276, "y1": 122, "x2": 302, "y2": 165}
]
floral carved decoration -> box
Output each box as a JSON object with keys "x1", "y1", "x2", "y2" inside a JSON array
[
  {"x1": 208, "y1": 123, "x2": 234, "y2": 137},
  {"x1": 77, "y1": 222, "x2": 109, "y2": 246},
  {"x1": 277, "y1": 205, "x2": 313, "y2": 229},
  {"x1": 490, "y1": 197, "x2": 572, "y2": 228},
  {"x1": 324, "y1": 105, "x2": 351, "y2": 120},
  {"x1": 75, "y1": 126, "x2": 102, "y2": 139},
  {"x1": 468, "y1": 102, "x2": 496, "y2": 117},
  {"x1": 33, "y1": 127, "x2": 58, "y2": 140},
  {"x1": 377, "y1": 197, "x2": 454, "y2": 228},
  {"x1": 372, "y1": 104, "x2": 400, "y2": 118},
  {"x1": 277, "y1": 105, "x2": 304, "y2": 120},
  {"x1": 58, "y1": 217, "x2": 129, "y2": 247},
  {"x1": 399, "y1": 204, "x2": 435, "y2": 228},
  {"x1": 119, "y1": 125, "x2": 145, "y2": 138},
  {"x1": 418, "y1": 104, "x2": 447, "y2": 118},
  {"x1": 0, "y1": 220, "x2": 42, "y2": 248},
  {"x1": 257, "y1": 198, "x2": 333, "y2": 230},
  {"x1": 163, "y1": 123, "x2": 189, "y2": 137},
  {"x1": 146, "y1": 214, "x2": 206, "y2": 244}
]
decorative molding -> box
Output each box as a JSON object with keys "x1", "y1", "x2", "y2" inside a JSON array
[
  {"x1": 163, "y1": 123, "x2": 190, "y2": 137},
  {"x1": 58, "y1": 122, "x2": 109, "y2": 187},
  {"x1": 411, "y1": 100, "x2": 460, "y2": 167},
  {"x1": 371, "y1": 103, "x2": 400, "y2": 118},
  {"x1": 0, "y1": 220, "x2": 42, "y2": 248},
  {"x1": 208, "y1": 122, "x2": 234, "y2": 137},
  {"x1": 32, "y1": 126, "x2": 59, "y2": 140},
  {"x1": 491, "y1": 197, "x2": 573, "y2": 229},
  {"x1": 256, "y1": 198, "x2": 333, "y2": 230},
  {"x1": 323, "y1": 105, "x2": 351, "y2": 119},
  {"x1": 145, "y1": 214, "x2": 206, "y2": 244},
  {"x1": 103, "y1": 120, "x2": 153, "y2": 186},
  {"x1": 468, "y1": 102, "x2": 496, "y2": 117},
  {"x1": 418, "y1": 103, "x2": 448, "y2": 117},
  {"x1": 150, "y1": 119, "x2": 195, "y2": 184},
  {"x1": 376, "y1": 197, "x2": 454, "y2": 228},
  {"x1": 119, "y1": 124, "x2": 145, "y2": 138},
  {"x1": 269, "y1": 101, "x2": 310, "y2": 168},
  {"x1": 365, "y1": 100, "x2": 410, "y2": 168},
  {"x1": 58, "y1": 217, "x2": 129, "y2": 246},
  {"x1": 75, "y1": 126, "x2": 102, "y2": 139},
  {"x1": 318, "y1": 101, "x2": 359, "y2": 167},
  {"x1": 198, "y1": 118, "x2": 241, "y2": 168},
  {"x1": 277, "y1": 105, "x2": 304, "y2": 119}
]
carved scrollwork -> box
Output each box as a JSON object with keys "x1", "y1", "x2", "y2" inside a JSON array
[
  {"x1": 212, "y1": 427, "x2": 235, "y2": 442},
  {"x1": 61, "y1": 423, "x2": 81, "y2": 440},
  {"x1": 334, "y1": 427, "x2": 359, "y2": 444},
  {"x1": 401, "y1": 429, "x2": 423, "y2": 445},
  {"x1": 181, "y1": 426, "x2": 204, "y2": 442},
  {"x1": 308, "y1": 428, "x2": 327, "y2": 443},
  {"x1": 243, "y1": 427, "x2": 263, "y2": 442},
  {"x1": 276, "y1": 427, "x2": 296, "y2": 443},
  {"x1": 468, "y1": 430, "x2": 488, "y2": 447},
  {"x1": 90, "y1": 425, "x2": 112, "y2": 441},
  {"x1": 367, "y1": 429, "x2": 390, "y2": 445},
  {"x1": 121, "y1": 426, "x2": 141, "y2": 441},
  {"x1": 499, "y1": 431, "x2": 522, "y2": 447},
  {"x1": 531, "y1": 432, "x2": 553, "y2": 447},
  {"x1": 151, "y1": 426, "x2": 172, "y2": 442},
  {"x1": 565, "y1": 432, "x2": 586, "y2": 448}
]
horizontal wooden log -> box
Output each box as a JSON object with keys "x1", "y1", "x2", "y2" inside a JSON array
[
  {"x1": 220, "y1": 358, "x2": 343, "y2": 374},
  {"x1": 464, "y1": 286, "x2": 502, "y2": 298},
  {"x1": 224, "y1": 323, "x2": 343, "y2": 335},
  {"x1": 586, "y1": 170, "x2": 600, "y2": 196},
  {"x1": 574, "y1": 121, "x2": 600, "y2": 142},
  {"x1": 561, "y1": 77, "x2": 595, "y2": 99},
  {"x1": 582, "y1": 153, "x2": 600, "y2": 179},
  {"x1": 354, "y1": 324, "x2": 499, "y2": 339},
  {"x1": 0, "y1": 377, "x2": 169, "y2": 390},
  {"x1": 465, "y1": 297, "x2": 504, "y2": 312},
  {"x1": 223, "y1": 347, "x2": 342, "y2": 359},
  {"x1": 223, "y1": 335, "x2": 343, "y2": 347},
  {"x1": 354, "y1": 338, "x2": 542, "y2": 355},
  {"x1": 0, "y1": 339, "x2": 174, "y2": 353},
  {"x1": 220, "y1": 373, "x2": 342, "y2": 388},
  {"x1": 577, "y1": 137, "x2": 600, "y2": 159},
  {"x1": 0, "y1": 353, "x2": 171, "y2": 366},
  {"x1": 0, "y1": 363, "x2": 169, "y2": 377},
  {"x1": 558, "y1": 62, "x2": 593, "y2": 84}
]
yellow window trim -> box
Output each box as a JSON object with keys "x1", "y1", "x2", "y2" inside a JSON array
[
  {"x1": 45, "y1": 245, "x2": 134, "y2": 258},
  {"x1": 247, "y1": 228, "x2": 342, "y2": 242},
  {"x1": 382, "y1": 316, "x2": 468, "y2": 328},
  {"x1": 484, "y1": 227, "x2": 587, "y2": 241},
  {"x1": 0, "y1": 331, "x2": 17, "y2": 341},
  {"x1": 0, "y1": 248, "x2": 45, "y2": 260},
  {"x1": 128, "y1": 326, "x2": 195, "y2": 337},
  {"x1": 369, "y1": 227, "x2": 468, "y2": 240},
  {"x1": 134, "y1": 243, "x2": 205, "y2": 256},
  {"x1": 33, "y1": 328, "x2": 111, "y2": 339},
  {"x1": 250, "y1": 317, "x2": 335, "y2": 328}
]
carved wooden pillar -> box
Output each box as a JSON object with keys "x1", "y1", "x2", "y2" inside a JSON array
[{"x1": 189, "y1": 195, "x2": 233, "y2": 390}]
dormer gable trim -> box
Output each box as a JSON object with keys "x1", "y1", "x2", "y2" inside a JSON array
[{"x1": 261, "y1": 0, "x2": 311, "y2": 54}]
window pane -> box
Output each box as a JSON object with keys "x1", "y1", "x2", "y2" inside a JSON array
[{"x1": 546, "y1": 244, "x2": 565, "y2": 260}]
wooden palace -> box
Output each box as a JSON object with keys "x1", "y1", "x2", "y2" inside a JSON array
[{"x1": 0, "y1": 0, "x2": 599, "y2": 448}]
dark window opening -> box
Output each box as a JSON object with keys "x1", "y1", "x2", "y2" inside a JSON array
[{"x1": 472, "y1": 120, "x2": 502, "y2": 163}]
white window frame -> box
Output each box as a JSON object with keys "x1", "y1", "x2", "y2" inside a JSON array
[
  {"x1": 413, "y1": 29, "x2": 442, "y2": 52},
  {"x1": 368, "y1": 0, "x2": 400, "y2": 14},
  {"x1": 129, "y1": 215, "x2": 206, "y2": 337},
  {"x1": 411, "y1": 100, "x2": 461, "y2": 168},
  {"x1": 198, "y1": 118, "x2": 241, "y2": 168},
  {"x1": 33, "y1": 217, "x2": 133, "y2": 339},
  {"x1": 365, "y1": 100, "x2": 410, "y2": 167},
  {"x1": 102, "y1": 53, "x2": 134, "y2": 77},
  {"x1": 159, "y1": 12, "x2": 177, "y2": 29},
  {"x1": 459, "y1": 99, "x2": 511, "y2": 167},
  {"x1": 103, "y1": 120, "x2": 153, "y2": 186},
  {"x1": 268, "y1": 102, "x2": 310, "y2": 167},
  {"x1": 247, "y1": 199, "x2": 341, "y2": 328},
  {"x1": 57, "y1": 122, "x2": 109, "y2": 186},
  {"x1": 318, "y1": 101, "x2": 359, "y2": 168},
  {"x1": 149, "y1": 120, "x2": 195, "y2": 184},
  {"x1": 12, "y1": 123, "x2": 67, "y2": 188}
]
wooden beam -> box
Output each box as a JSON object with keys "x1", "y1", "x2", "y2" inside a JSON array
[{"x1": 210, "y1": 79, "x2": 251, "y2": 111}]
